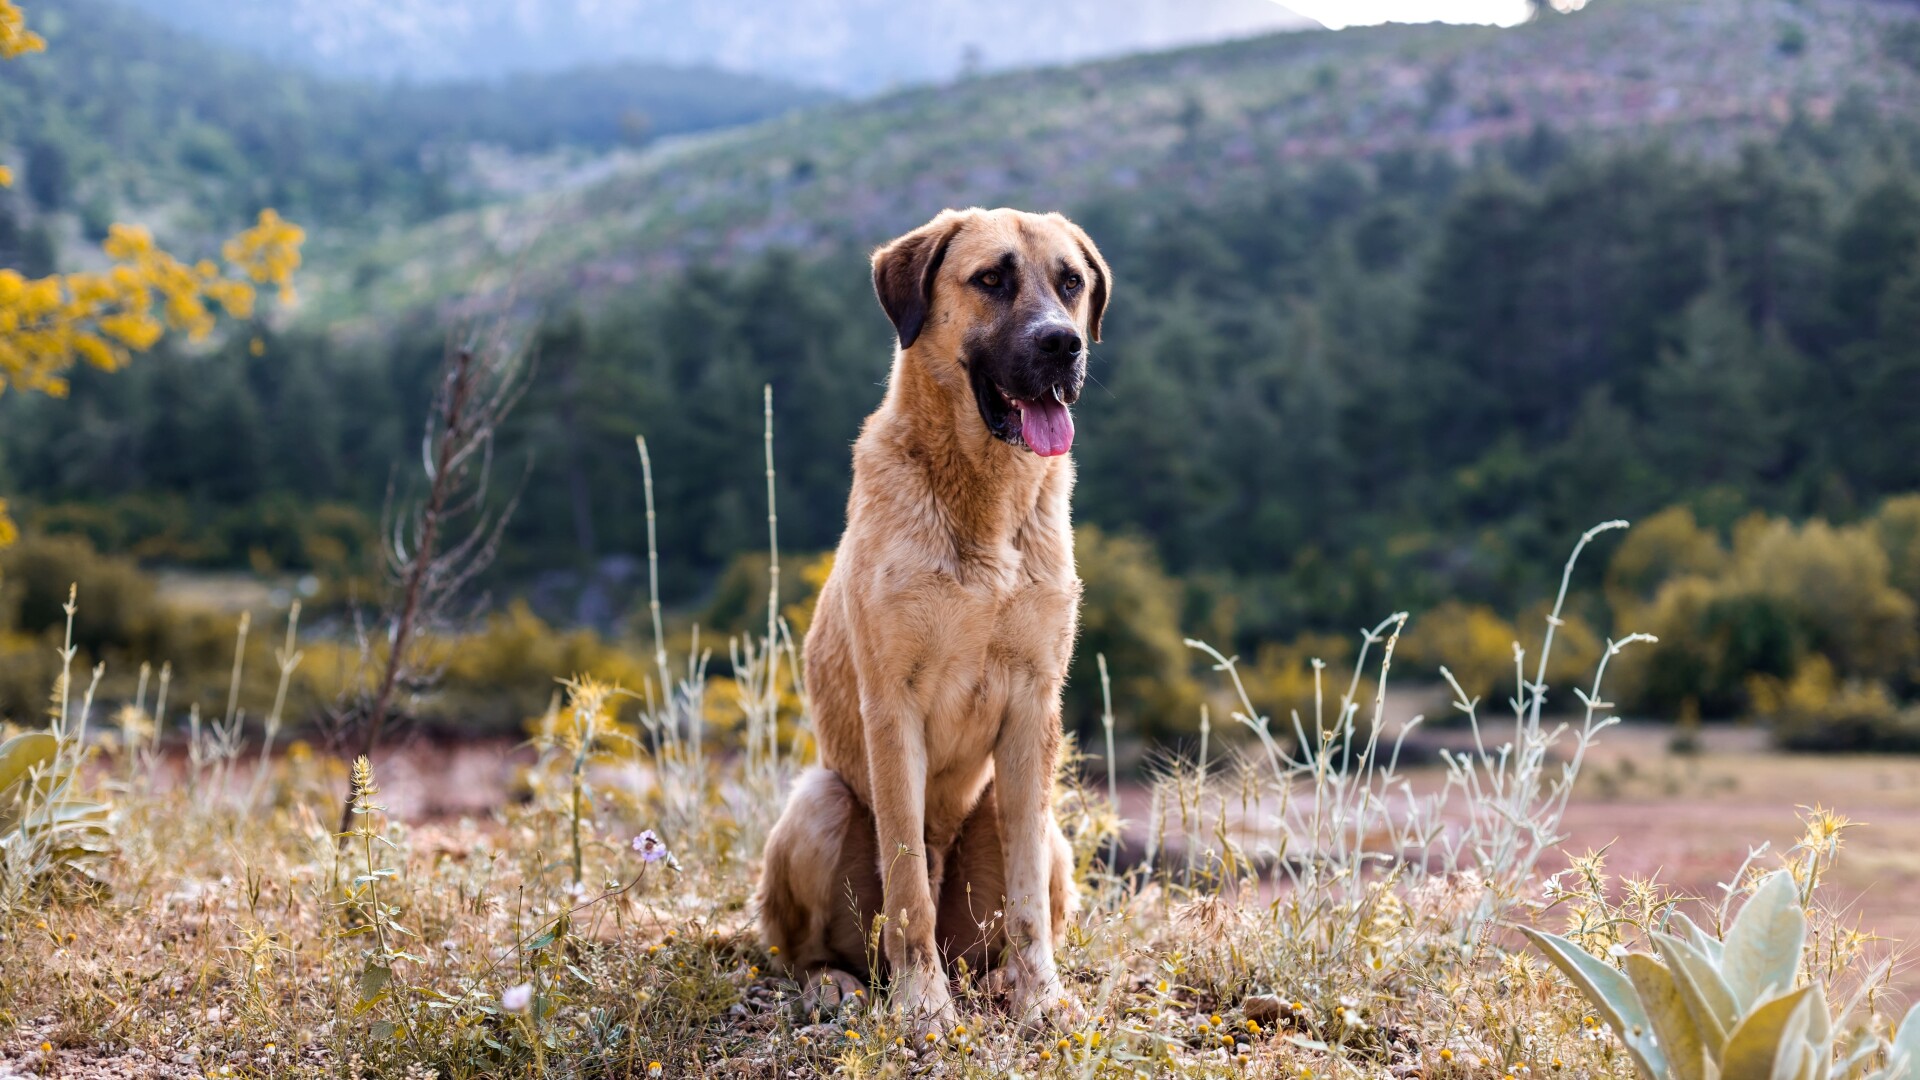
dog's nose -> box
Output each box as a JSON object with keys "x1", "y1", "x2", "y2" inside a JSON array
[{"x1": 1033, "y1": 325, "x2": 1082, "y2": 357}]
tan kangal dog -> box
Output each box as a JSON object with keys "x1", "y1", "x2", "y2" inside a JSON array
[{"x1": 757, "y1": 207, "x2": 1110, "y2": 1028}]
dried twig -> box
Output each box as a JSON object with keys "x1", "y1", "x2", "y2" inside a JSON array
[{"x1": 333, "y1": 332, "x2": 529, "y2": 838}]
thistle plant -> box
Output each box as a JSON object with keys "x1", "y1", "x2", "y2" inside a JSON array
[
  {"x1": 1524, "y1": 869, "x2": 1920, "y2": 1080},
  {"x1": 338, "y1": 755, "x2": 427, "y2": 1054},
  {"x1": 529, "y1": 676, "x2": 635, "y2": 889}
]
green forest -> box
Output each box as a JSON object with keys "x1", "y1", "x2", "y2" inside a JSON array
[
  {"x1": 3, "y1": 0, "x2": 1920, "y2": 744},
  {"x1": 0, "y1": 0, "x2": 821, "y2": 233}
]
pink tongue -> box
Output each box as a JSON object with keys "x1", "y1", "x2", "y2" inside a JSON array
[{"x1": 1015, "y1": 397, "x2": 1074, "y2": 456}]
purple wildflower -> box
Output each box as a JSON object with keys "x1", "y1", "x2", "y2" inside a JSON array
[{"x1": 632, "y1": 829, "x2": 668, "y2": 863}]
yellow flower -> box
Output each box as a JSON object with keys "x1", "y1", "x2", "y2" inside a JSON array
[
  {"x1": 1, "y1": 0, "x2": 46, "y2": 59},
  {"x1": 0, "y1": 209, "x2": 300, "y2": 398}
]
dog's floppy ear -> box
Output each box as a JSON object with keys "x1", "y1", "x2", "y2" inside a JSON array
[
  {"x1": 872, "y1": 212, "x2": 965, "y2": 350},
  {"x1": 1057, "y1": 217, "x2": 1112, "y2": 344}
]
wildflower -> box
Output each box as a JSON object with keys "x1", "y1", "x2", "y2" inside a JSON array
[
  {"x1": 845, "y1": 1029, "x2": 861, "y2": 1041},
  {"x1": 648, "y1": 1065, "x2": 662, "y2": 1078},
  {"x1": 633, "y1": 829, "x2": 669, "y2": 862},
  {"x1": 501, "y1": 983, "x2": 533, "y2": 1013}
]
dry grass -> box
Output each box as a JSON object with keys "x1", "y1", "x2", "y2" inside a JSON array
[
  {"x1": 0, "y1": 746, "x2": 1624, "y2": 1079},
  {"x1": 2, "y1": 521, "x2": 1913, "y2": 1078}
]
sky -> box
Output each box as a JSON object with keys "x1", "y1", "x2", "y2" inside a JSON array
[{"x1": 1278, "y1": 0, "x2": 1536, "y2": 30}]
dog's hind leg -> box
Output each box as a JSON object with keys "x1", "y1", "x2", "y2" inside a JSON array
[
  {"x1": 757, "y1": 766, "x2": 882, "y2": 1009},
  {"x1": 937, "y1": 781, "x2": 1078, "y2": 986}
]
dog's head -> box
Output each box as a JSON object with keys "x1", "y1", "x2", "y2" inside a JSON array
[{"x1": 872, "y1": 208, "x2": 1111, "y2": 458}]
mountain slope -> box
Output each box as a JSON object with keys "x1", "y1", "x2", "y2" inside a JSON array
[
  {"x1": 0, "y1": 0, "x2": 827, "y2": 234},
  {"x1": 304, "y1": 0, "x2": 1920, "y2": 328},
  {"x1": 118, "y1": 0, "x2": 1319, "y2": 91}
]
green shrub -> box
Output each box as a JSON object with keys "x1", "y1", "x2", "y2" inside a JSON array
[
  {"x1": 1604, "y1": 506, "x2": 1726, "y2": 625},
  {"x1": 1072, "y1": 525, "x2": 1199, "y2": 742},
  {"x1": 0, "y1": 533, "x2": 168, "y2": 657},
  {"x1": 1872, "y1": 494, "x2": 1920, "y2": 605},
  {"x1": 1614, "y1": 510, "x2": 1918, "y2": 719},
  {"x1": 1755, "y1": 655, "x2": 1920, "y2": 753}
]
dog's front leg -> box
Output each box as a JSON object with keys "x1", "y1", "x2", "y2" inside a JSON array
[
  {"x1": 994, "y1": 704, "x2": 1081, "y2": 1027},
  {"x1": 863, "y1": 704, "x2": 956, "y2": 1028}
]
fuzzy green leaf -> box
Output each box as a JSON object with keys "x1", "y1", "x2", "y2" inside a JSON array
[
  {"x1": 1720, "y1": 985, "x2": 1813, "y2": 1080},
  {"x1": 1723, "y1": 871, "x2": 1807, "y2": 1011},
  {"x1": 1624, "y1": 952, "x2": 1707, "y2": 1080},
  {"x1": 1668, "y1": 910, "x2": 1725, "y2": 966},
  {"x1": 1654, "y1": 931, "x2": 1738, "y2": 1054},
  {"x1": 1806, "y1": 981, "x2": 1832, "y2": 1055},
  {"x1": 1886, "y1": 1000, "x2": 1920, "y2": 1080},
  {"x1": 1519, "y1": 926, "x2": 1667, "y2": 1080},
  {"x1": 0, "y1": 732, "x2": 58, "y2": 796}
]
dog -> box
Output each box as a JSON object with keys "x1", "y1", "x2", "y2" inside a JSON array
[{"x1": 756, "y1": 207, "x2": 1110, "y2": 1029}]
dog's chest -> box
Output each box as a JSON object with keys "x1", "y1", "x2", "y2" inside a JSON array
[{"x1": 915, "y1": 568, "x2": 1077, "y2": 768}]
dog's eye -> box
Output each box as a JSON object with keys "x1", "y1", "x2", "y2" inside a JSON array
[
  {"x1": 1062, "y1": 273, "x2": 1083, "y2": 293},
  {"x1": 977, "y1": 270, "x2": 1002, "y2": 288}
]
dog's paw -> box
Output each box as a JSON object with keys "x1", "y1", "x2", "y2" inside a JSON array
[
  {"x1": 888, "y1": 966, "x2": 958, "y2": 1034},
  {"x1": 795, "y1": 968, "x2": 866, "y2": 1020},
  {"x1": 1009, "y1": 977, "x2": 1086, "y2": 1032}
]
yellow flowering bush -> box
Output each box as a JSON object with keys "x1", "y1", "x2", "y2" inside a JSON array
[
  {"x1": 0, "y1": 1, "x2": 42, "y2": 61},
  {"x1": 0, "y1": 1, "x2": 303, "y2": 546},
  {"x1": 0, "y1": 0, "x2": 44, "y2": 195},
  {"x1": 0, "y1": 214, "x2": 303, "y2": 397}
]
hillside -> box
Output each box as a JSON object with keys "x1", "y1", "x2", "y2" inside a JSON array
[
  {"x1": 119, "y1": 0, "x2": 1318, "y2": 91},
  {"x1": 300, "y1": 0, "x2": 1920, "y2": 329},
  {"x1": 0, "y1": 0, "x2": 827, "y2": 243}
]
